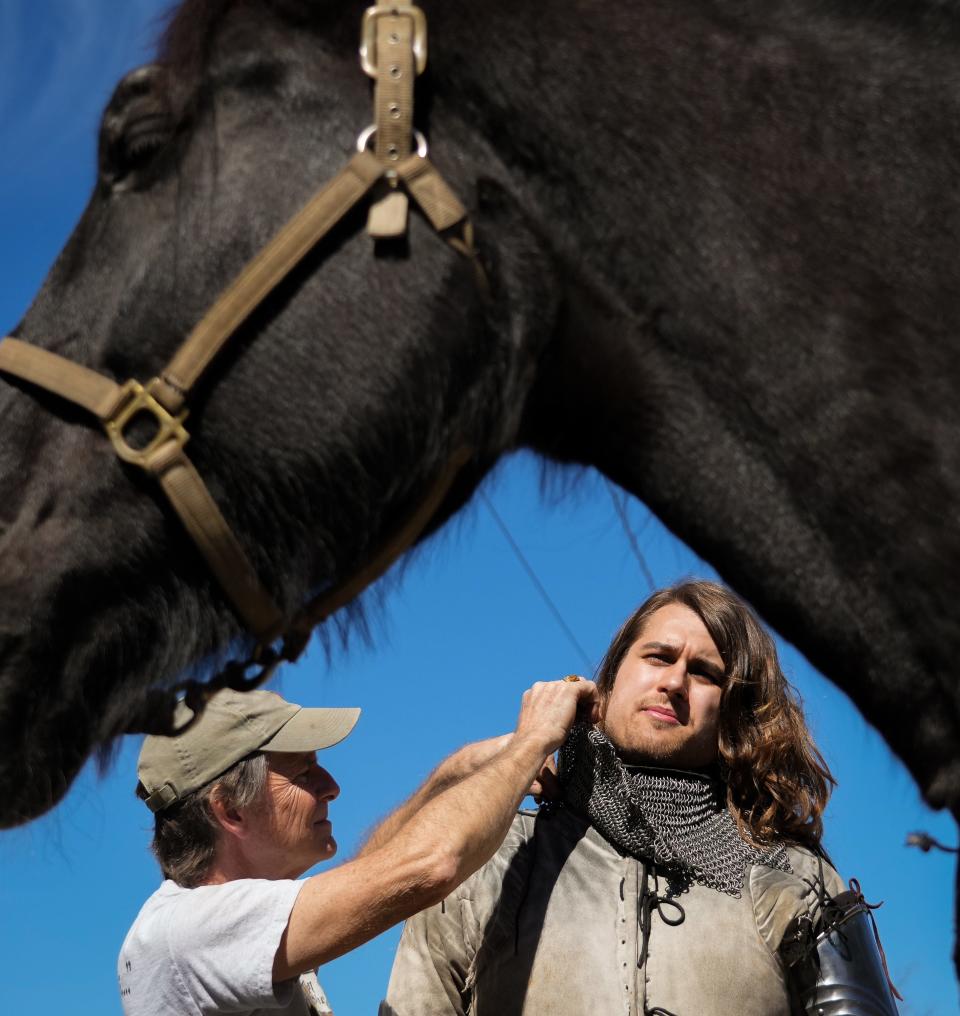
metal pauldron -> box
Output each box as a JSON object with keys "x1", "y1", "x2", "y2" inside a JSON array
[{"x1": 781, "y1": 879, "x2": 901, "y2": 1015}]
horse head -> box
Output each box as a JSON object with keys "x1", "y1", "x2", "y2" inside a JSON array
[{"x1": 0, "y1": 0, "x2": 558, "y2": 825}]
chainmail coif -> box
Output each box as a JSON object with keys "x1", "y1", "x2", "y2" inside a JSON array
[{"x1": 558, "y1": 724, "x2": 791, "y2": 897}]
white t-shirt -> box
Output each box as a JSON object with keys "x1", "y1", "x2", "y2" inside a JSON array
[{"x1": 118, "y1": 878, "x2": 333, "y2": 1016}]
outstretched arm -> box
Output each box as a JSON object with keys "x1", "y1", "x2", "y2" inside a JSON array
[
  {"x1": 273, "y1": 678, "x2": 598, "y2": 981},
  {"x1": 358, "y1": 733, "x2": 558, "y2": 857},
  {"x1": 357, "y1": 734, "x2": 511, "y2": 857}
]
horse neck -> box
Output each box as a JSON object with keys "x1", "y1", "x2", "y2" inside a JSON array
[
  {"x1": 436, "y1": 0, "x2": 960, "y2": 286},
  {"x1": 478, "y1": 1, "x2": 960, "y2": 815}
]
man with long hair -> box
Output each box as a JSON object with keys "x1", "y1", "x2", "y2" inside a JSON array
[{"x1": 382, "y1": 580, "x2": 899, "y2": 1015}]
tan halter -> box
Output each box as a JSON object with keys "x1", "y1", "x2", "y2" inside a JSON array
[{"x1": 0, "y1": 4, "x2": 481, "y2": 731}]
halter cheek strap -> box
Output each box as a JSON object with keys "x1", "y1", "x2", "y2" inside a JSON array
[{"x1": 0, "y1": 5, "x2": 483, "y2": 727}]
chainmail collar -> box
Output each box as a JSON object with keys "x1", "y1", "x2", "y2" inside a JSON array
[{"x1": 557, "y1": 724, "x2": 791, "y2": 897}]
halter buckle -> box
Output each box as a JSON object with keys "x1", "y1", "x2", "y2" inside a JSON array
[
  {"x1": 360, "y1": 5, "x2": 428, "y2": 78},
  {"x1": 104, "y1": 378, "x2": 190, "y2": 468}
]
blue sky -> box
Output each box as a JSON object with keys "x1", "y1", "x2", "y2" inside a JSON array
[{"x1": 0, "y1": 2, "x2": 957, "y2": 1013}]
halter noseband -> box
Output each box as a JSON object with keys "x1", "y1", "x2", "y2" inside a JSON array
[{"x1": 0, "y1": 3, "x2": 481, "y2": 732}]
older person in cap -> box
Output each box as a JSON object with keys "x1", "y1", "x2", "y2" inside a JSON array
[{"x1": 118, "y1": 677, "x2": 597, "y2": 1015}]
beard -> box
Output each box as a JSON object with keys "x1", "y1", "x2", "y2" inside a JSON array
[{"x1": 600, "y1": 711, "x2": 716, "y2": 770}]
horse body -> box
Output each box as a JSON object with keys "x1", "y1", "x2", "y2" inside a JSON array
[{"x1": 1, "y1": 0, "x2": 958, "y2": 888}]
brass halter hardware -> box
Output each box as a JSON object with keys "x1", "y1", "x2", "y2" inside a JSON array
[
  {"x1": 103, "y1": 378, "x2": 189, "y2": 467},
  {"x1": 360, "y1": 4, "x2": 428, "y2": 77},
  {"x1": 0, "y1": 3, "x2": 480, "y2": 730}
]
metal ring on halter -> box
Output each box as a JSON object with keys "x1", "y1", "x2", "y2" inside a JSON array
[{"x1": 355, "y1": 124, "x2": 429, "y2": 159}]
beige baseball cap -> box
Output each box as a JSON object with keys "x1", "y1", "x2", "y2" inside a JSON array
[{"x1": 137, "y1": 688, "x2": 360, "y2": 813}]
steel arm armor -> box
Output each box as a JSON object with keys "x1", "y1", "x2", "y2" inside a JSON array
[{"x1": 782, "y1": 879, "x2": 901, "y2": 1015}]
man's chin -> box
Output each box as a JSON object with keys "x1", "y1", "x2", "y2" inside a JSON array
[
  {"x1": 612, "y1": 733, "x2": 687, "y2": 767},
  {"x1": 298, "y1": 837, "x2": 337, "y2": 876},
  {"x1": 619, "y1": 741, "x2": 717, "y2": 772}
]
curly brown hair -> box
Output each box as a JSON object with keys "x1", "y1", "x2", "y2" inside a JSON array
[{"x1": 596, "y1": 580, "x2": 834, "y2": 850}]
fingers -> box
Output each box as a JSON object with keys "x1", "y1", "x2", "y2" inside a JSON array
[
  {"x1": 515, "y1": 676, "x2": 600, "y2": 755},
  {"x1": 558, "y1": 675, "x2": 601, "y2": 725},
  {"x1": 558, "y1": 676, "x2": 600, "y2": 712},
  {"x1": 568, "y1": 676, "x2": 600, "y2": 721},
  {"x1": 530, "y1": 755, "x2": 561, "y2": 803},
  {"x1": 528, "y1": 755, "x2": 557, "y2": 795}
]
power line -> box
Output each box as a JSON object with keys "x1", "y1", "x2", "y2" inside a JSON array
[
  {"x1": 604, "y1": 478, "x2": 656, "y2": 591},
  {"x1": 479, "y1": 489, "x2": 593, "y2": 672}
]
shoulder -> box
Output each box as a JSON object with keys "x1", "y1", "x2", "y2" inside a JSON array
[
  {"x1": 748, "y1": 844, "x2": 844, "y2": 953},
  {"x1": 453, "y1": 809, "x2": 540, "y2": 904},
  {"x1": 124, "y1": 877, "x2": 303, "y2": 953},
  {"x1": 786, "y1": 845, "x2": 844, "y2": 891},
  {"x1": 119, "y1": 878, "x2": 306, "y2": 1013},
  {"x1": 122, "y1": 880, "x2": 189, "y2": 945}
]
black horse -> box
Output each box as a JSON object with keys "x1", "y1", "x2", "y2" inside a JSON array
[{"x1": 2, "y1": 0, "x2": 959, "y2": 935}]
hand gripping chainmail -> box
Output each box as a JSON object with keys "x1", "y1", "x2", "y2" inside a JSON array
[{"x1": 557, "y1": 724, "x2": 791, "y2": 896}]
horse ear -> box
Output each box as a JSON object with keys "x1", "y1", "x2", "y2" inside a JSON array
[{"x1": 98, "y1": 64, "x2": 177, "y2": 193}]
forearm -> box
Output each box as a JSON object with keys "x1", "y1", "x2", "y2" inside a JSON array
[
  {"x1": 276, "y1": 734, "x2": 545, "y2": 979},
  {"x1": 400, "y1": 732, "x2": 546, "y2": 887},
  {"x1": 358, "y1": 734, "x2": 511, "y2": 857}
]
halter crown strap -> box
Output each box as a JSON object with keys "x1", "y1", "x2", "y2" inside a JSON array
[{"x1": 361, "y1": 1, "x2": 427, "y2": 237}]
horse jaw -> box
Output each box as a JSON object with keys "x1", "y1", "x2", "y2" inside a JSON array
[{"x1": 0, "y1": 365, "x2": 241, "y2": 825}]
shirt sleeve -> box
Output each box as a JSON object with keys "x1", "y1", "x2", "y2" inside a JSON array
[
  {"x1": 380, "y1": 892, "x2": 475, "y2": 1016},
  {"x1": 163, "y1": 878, "x2": 305, "y2": 1011}
]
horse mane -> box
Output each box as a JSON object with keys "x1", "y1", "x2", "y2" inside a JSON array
[
  {"x1": 156, "y1": 0, "x2": 333, "y2": 74},
  {"x1": 154, "y1": 0, "x2": 960, "y2": 98},
  {"x1": 157, "y1": 0, "x2": 239, "y2": 78}
]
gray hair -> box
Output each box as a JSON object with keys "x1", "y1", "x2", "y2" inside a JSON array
[{"x1": 137, "y1": 752, "x2": 269, "y2": 887}]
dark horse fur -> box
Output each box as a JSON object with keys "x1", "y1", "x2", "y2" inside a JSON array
[{"x1": 2, "y1": 0, "x2": 959, "y2": 951}]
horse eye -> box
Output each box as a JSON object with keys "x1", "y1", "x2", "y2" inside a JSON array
[
  {"x1": 124, "y1": 119, "x2": 174, "y2": 170},
  {"x1": 99, "y1": 113, "x2": 175, "y2": 191},
  {"x1": 98, "y1": 64, "x2": 176, "y2": 192}
]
